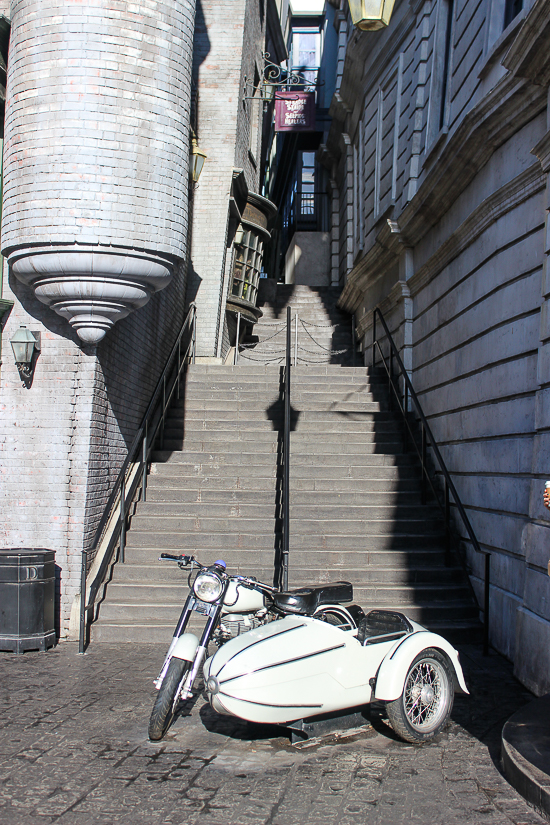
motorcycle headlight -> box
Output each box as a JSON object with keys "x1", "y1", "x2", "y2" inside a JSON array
[{"x1": 193, "y1": 572, "x2": 223, "y2": 603}]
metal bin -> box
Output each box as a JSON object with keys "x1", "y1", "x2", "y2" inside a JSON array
[{"x1": 0, "y1": 549, "x2": 56, "y2": 653}]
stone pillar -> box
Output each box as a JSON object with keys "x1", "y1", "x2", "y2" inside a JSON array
[{"x1": 2, "y1": 0, "x2": 195, "y2": 343}]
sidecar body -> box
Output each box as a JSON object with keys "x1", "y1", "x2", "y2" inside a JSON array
[{"x1": 203, "y1": 611, "x2": 468, "y2": 741}]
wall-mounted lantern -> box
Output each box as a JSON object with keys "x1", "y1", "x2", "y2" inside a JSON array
[
  {"x1": 348, "y1": 0, "x2": 396, "y2": 30},
  {"x1": 190, "y1": 135, "x2": 207, "y2": 183},
  {"x1": 10, "y1": 325, "x2": 40, "y2": 367}
]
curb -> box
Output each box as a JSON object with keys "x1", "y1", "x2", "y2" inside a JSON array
[{"x1": 501, "y1": 693, "x2": 550, "y2": 820}]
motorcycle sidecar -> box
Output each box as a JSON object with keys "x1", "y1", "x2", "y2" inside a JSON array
[{"x1": 203, "y1": 611, "x2": 469, "y2": 743}]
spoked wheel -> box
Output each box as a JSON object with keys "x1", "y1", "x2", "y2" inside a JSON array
[
  {"x1": 386, "y1": 648, "x2": 454, "y2": 743},
  {"x1": 148, "y1": 658, "x2": 190, "y2": 741}
]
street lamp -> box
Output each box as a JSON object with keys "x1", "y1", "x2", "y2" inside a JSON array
[
  {"x1": 10, "y1": 326, "x2": 40, "y2": 366},
  {"x1": 348, "y1": 0, "x2": 396, "y2": 30},
  {"x1": 190, "y1": 135, "x2": 207, "y2": 183}
]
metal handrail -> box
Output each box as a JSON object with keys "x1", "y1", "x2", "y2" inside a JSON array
[
  {"x1": 281, "y1": 305, "x2": 291, "y2": 591},
  {"x1": 78, "y1": 303, "x2": 197, "y2": 652},
  {"x1": 372, "y1": 306, "x2": 490, "y2": 655}
]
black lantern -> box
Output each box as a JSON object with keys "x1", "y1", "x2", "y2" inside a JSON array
[
  {"x1": 190, "y1": 136, "x2": 207, "y2": 183},
  {"x1": 10, "y1": 326, "x2": 40, "y2": 365}
]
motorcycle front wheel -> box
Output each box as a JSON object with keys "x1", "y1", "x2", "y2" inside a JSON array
[
  {"x1": 148, "y1": 658, "x2": 191, "y2": 741},
  {"x1": 385, "y1": 648, "x2": 454, "y2": 743}
]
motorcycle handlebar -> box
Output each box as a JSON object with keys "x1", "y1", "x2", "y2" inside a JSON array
[
  {"x1": 158, "y1": 555, "x2": 277, "y2": 593},
  {"x1": 159, "y1": 553, "x2": 194, "y2": 565}
]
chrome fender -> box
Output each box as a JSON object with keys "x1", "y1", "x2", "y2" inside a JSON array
[
  {"x1": 374, "y1": 631, "x2": 469, "y2": 702},
  {"x1": 172, "y1": 632, "x2": 200, "y2": 662}
]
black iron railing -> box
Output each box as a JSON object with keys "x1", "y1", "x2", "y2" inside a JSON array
[
  {"x1": 281, "y1": 305, "x2": 291, "y2": 591},
  {"x1": 372, "y1": 307, "x2": 490, "y2": 655},
  {"x1": 78, "y1": 303, "x2": 197, "y2": 652}
]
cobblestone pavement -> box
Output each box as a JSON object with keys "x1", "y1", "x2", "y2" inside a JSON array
[{"x1": 0, "y1": 642, "x2": 547, "y2": 825}]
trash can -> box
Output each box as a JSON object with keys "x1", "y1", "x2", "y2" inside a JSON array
[{"x1": 0, "y1": 549, "x2": 56, "y2": 653}]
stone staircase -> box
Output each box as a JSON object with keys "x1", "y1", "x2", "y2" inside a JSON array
[
  {"x1": 91, "y1": 361, "x2": 479, "y2": 643},
  {"x1": 240, "y1": 284, "x2": 355, "y2": 366}
]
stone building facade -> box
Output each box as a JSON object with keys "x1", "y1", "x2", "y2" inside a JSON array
[
  {"x1": 189, "y1": 0, "x2": 282, "y2": 359},
  {"x1": 329, "y1": 0, "x2": 550, "y2": 694}
]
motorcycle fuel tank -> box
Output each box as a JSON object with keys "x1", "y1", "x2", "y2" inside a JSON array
[{"x1": 203, "y1": 615, "x2": 396, "y2": 725}]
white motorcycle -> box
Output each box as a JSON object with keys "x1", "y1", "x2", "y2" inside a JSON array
[
  {"x1": 150, "y1": 554, "x2": 469, "y2": 744},
  {"x1": 149, "y1": 553, "x2": 361, "y2": 740}
]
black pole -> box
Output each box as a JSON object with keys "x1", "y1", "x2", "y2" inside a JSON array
[
  {"x1": 283, "y1": 305, "x2": 291, "y2": 591},
  {"x1": 78, "y1": 550, "x2": 87, "y2": 654},
  {"x1": 483, "y1": 553, "x2": 490, "y2": 656},
  {"x1": 372, "y1": 310, "x2": 377, "y2": 368}
]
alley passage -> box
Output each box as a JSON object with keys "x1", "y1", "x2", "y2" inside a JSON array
[{"x1": 0, "y1": 642, "x2": 545, "y2": 825}]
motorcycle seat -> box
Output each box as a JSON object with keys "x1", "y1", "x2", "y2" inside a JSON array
[
  {"x1": 272, "y1": 581, "x2": 353, "y2": 614},
  {"x1": 357, "y1": 610, "x2": 413, "y2": 645}
]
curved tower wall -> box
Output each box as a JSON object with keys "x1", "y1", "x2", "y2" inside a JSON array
[{"x1": 2, "y1": 0, "x2": 195, "y2": 343}]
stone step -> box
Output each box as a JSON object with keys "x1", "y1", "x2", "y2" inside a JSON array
[
  {"x1": 142, "y1": 488, "x2": 424, "y2": 504},
  {"x1": 166, "y1": 414, "x2": 401, "y2": 431},
  {"x1": 91, "y1": 596, "x2": 478, "y2": 626},
  {"x1": 115, "y1": 546, "x2": 454, "y2": 568},
  {"x1": 186, "y1": 364, "x2": 370, "y2": 376},
  {"x1": 161, "y1": 429, "x2": 404, "y2": 447},
  {"x1": 148, "y1": 463, "x2": 421, "y2": 480},
  {"x1": 135, "y1": 502, "x2": 440, "y2": 521},
  {"x1": 126, "y1": 516, "x2": 443, "y2": 537},
  {"x1": 125, "y1": 531, "x2": 445, "y2": 551},
  {"x1": 109, "y1": 563, "x2": 466, "y2": 587},
  {"x1": 101, "y1": 580, "x2": 471, "y2": 609},
  {"x1": 150, "y1": 451, "x2": 414, "y2": 467},
  {"x1": 91, "y1": 617, "x2": 482, "y2": 645},
  {"x1": 157, "y1": 438, "x2": 405, "y2": 454}
]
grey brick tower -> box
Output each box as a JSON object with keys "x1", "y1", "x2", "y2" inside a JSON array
[{"x1": 0, "y1": 0, "x2": 196, "y2": 632}]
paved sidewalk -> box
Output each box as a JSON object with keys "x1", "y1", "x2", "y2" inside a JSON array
[{"x1": 0, "y1": 642, "x2": 546, "y2": 825}]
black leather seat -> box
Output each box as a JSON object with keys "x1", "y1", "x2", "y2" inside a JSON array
[
  {"x1": 357, "y1": 610, "x2": 413, "y2": 645},
  {"x1": 272, "y1": 582, "x2": 353, "y2": 615}
]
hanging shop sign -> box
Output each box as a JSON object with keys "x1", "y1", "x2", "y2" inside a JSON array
[{"x1": 274, "y1": 92, "x2": 315, "y2": 132}]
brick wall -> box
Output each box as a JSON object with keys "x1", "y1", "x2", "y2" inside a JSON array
[{"x1": 189, "y1": 0, "x2": 266, "y2": 357}]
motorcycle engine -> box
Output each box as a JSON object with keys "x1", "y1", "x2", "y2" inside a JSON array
[{"x1": 214, "y1": 612, "x2": 269, "y2": 645}]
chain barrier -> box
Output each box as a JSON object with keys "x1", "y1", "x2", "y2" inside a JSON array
[{"x1": 236, "y1": 312, "x2": 351, "y2": 365}]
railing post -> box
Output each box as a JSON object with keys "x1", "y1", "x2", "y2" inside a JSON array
[
  {"x1": 177, "y1": 338, "x2": 181, "y2": 399},
  {"x1": 483, "y1": 553, "x2": 490, "y2": 656},
  {"x1": 160, "y1": 375, "x2": 166, "y2": 448},
  {"x1": 78, "y1": 549, "x2": 87, "y2": 654},
  {"x1": 421, "y1": 425, "x2": 427, "y2": 505},
  {"x1": 142, "y1": 427, "x2": 148, "y2": 502},
  {"x1": 192, "y1": 307, "x2": 196, "y2": 365},
  {"x1": 388, "y1": 348, "x2": 393, "y2": 410},
  {"x1": 352, "y1": 314, "x2": 356, "y2": 367},
  {"x1": 294, "y1": 312, "x2": 298, "y2": 367},
  {"x1": 283, "y1": 305, "x2": 291, "y2": 591},
  {"x1": 234, "y1": 312, "x2": 241, "y2": 365},
  {"x1": 372, "y1": 310, "x2": 377, "y2": 369},
  {"x1": 444, "y1": 479, "x2": 451, "y2": 566},
  {"x1": 120, "y1": 475, "x2": 126, "y2": 564}
]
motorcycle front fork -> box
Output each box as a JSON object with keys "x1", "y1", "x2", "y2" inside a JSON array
[{"x1": 155, "y1": 601, "x2": 222, "y2": 698}]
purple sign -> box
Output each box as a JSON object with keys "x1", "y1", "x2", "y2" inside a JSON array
[{"x1": 274, "y1": 92, "x2": 315, "y2": 132}]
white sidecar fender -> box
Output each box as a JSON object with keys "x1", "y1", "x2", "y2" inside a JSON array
[
  {"x1": 374, "y1": 630, "x2": 469, "y2": 701},
  {"x1": 203, "y1": 615, "x2": 396, "y2": 725},
  {"x1": 171, "y1": 632, "x2": 200, "y2": 662}
]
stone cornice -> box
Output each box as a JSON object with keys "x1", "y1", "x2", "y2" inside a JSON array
[
  {"x1": 339, "y1": 70, "x2": 546, "y2": 314},
  {"x1": 531, "y1": 131, "x2": 550, "y2": 173},
  {"x1": 338, "y1": 219, "x2": 409, "y2": 313},
  {"x1": 355, "y1": 280, "x2": 410, "y2": 339},
  {"x1": 407, "y1": 162, "x2": 545, "y2": 297},
  {"x1": 502, "y1": 0, "x2": 550, "y2": 86}
]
